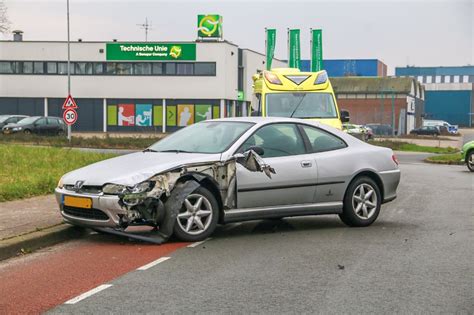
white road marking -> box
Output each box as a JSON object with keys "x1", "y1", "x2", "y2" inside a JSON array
[
  {"x1": 64, "y1": 284, "x2": 113, "y2": 304},
  {"x1": 136, "y1": 256, "x2": 171, "y2": 271},
  {"x1": 187, "y1": 238, "x2": 212, "y2": 248}
]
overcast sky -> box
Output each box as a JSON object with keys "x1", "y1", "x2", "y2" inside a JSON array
[{"x1": 2, "y1": 0, "x2": 473, "y2": 74}]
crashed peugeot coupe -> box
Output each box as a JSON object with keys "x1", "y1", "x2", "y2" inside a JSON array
[{"x1": 55, "y1": 117, "x2": 400, "y2": 243}]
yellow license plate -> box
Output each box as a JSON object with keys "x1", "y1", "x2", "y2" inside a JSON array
[{"x1": 64, "y1": 196, "x2": 92, "y2": 209}]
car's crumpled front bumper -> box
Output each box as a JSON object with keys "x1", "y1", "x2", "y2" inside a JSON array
[{"x1": 55, "y1": 187, "x2": 125, "y2": 228}]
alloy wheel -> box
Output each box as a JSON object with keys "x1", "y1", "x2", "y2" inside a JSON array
[
  {"x1": 352, "y1": 183, "x2": 378, "y2": 220},
  {"x1": 468, "y1": 153, "x2": 474, "y2": 171},
  {"x1": 176, "y1": 194, "x2": 213, "y2": 235}
]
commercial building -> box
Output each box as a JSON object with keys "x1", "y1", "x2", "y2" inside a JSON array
[
  {"x1": 300, "y1": 59, "x2": 387, "y2": 77},
  {"x1": 396, "y1": 66, "x2": 474, "y2": 127},
  {"x1": 0, "y1": 37, "x2": 285, "y2": 132},
  {"x1": 331, "y1": 77, "x2": 425, "y2": 134}
]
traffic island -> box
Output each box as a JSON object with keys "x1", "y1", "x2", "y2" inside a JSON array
[{"x1": 424, "y1": 153, "x2": 464, "y2": 165}]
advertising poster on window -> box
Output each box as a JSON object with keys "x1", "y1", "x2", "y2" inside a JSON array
[
  {"x1": 107, "y1": 105, "x2": 117, "y2": 125},
  {"x1": 153, "y1": 105, "x2": 163, "y2": 126},
  {"x1": 118, "y1": 104, "x2": 135, "y2": 126},
  {"x1": 135, "y1": 104, "x2": 152, "y2": 126},
  {"x1": 213, "y1": 106, "x2": 220, "y2": 119},
  {"x1": 195, "y1": 104, "x2": 212, "y2": 122},
  {"x1": 177, "y1": 104, "x2": 194, "y2": 126},
  {"x1": 166, "y1": 106, "x2": 177, "y2": 126}
]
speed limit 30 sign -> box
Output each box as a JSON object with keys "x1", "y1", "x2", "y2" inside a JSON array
[{"x1": 63, "y1": 108, "x2": 78, "y2": 125}]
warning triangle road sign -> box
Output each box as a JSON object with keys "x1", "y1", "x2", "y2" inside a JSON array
[{"x1": 62, "y1": 95, "x2": 78, "y2": 109}]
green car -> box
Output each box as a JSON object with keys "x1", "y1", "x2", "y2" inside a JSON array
[{"x1": 461, "y1": 140, "x2": 474, "y2": 172}]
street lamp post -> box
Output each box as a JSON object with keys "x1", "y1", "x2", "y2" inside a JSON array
[{"x1": 66, "y1": 0, "x2": 71, "y2": 142}]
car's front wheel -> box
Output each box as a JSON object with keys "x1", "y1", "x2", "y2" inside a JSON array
[
  {"x1": 467, "y1": 151, "x2": 474, "y2": 172},
  {"x1": 173, "y1": 186, "x2": 219, "y2": 242},
  {"x1": 339, "y1": 176, "x2": 381, "y2": 227}
]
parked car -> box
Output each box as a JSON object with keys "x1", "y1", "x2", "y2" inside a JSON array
[
  {"x1": 342, "y1": 123, "x2": 372, "y2": 141},
  {"x1": 0, "y1": 115, "x2": 29, "y2": 128},
  {"x1": 365, "y1": 123, "x2": 395, "y2": 136},
  {"x1": 461, "y1": 140, "x2": 474, "y2": 172},
  {"x1": 410, "y1": 126, "x2": 440, "y2": 136},
  {"x1": 55, "y1": 117, "x2": 401, "y2": 243},
  {"x1": 423, "y1": 119, "x2": 458, "y2": 134},
  {"x1": 2, "y1": 116, "x2": 66, "y2": 136}
]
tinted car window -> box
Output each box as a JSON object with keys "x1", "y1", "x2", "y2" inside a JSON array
[
  {"x1": 300, "y1": 125, "x2": 347, "y2": 153},
  {"x1": 241, "y1": 123, "x2": 306, "y2": 158},
  {"x1": 35, "y1": 118, "x2": 47, "y2": 125},
  {"x1": 48, "y1": 118, "x2": 59, "y2": 125}
]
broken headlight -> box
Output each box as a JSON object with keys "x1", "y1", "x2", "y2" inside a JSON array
[
  {"x1": 128, "y1": 181, "x2": 155, "y2": 194},
  {"x1": 102, "y1": 184, "x2": 127, "y2": 195}
]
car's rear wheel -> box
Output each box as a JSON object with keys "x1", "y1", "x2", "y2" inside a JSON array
[
  {"x1": 173, "y1": 186, "x2": 219, "y2": 242},
  {"x1": 23, "y1": 129, "x2": 32, "y2": 135},
  {"x1": 467, "y1": 151, "x2": 474, "y2": 172},
  {"x1": 339, "y1": 176, "x2": 381, "y2": 227}
]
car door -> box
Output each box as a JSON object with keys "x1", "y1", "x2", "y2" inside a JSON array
[
  {"x1": 298, "y1": 124, "x2": 350, "y2": 204},
  {"x1": 33, "y1": 118, "x2": 48, "y2": 134},
  {"x1": 236, "y1": 123, "x2": 317, "y2": 208}
]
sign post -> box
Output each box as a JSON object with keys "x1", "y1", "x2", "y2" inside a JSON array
[{"x1": 66, "y1": 0, "x2": 71, "y2": 142}]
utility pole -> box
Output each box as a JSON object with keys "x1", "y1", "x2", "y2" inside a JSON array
[
  {"x1": 66, "y1": 0, "x2": 71, "y2": 142},
  {"x1": 137, "y1": 18, "x2": 153, "y2": 42}
]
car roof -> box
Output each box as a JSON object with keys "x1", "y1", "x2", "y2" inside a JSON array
[{"x1": 210, "y1": 116, "x2": 325, "y2": 127}]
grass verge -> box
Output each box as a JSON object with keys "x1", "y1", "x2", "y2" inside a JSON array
[
  {"x1": 0, "y1": 144, "x2": 116, "y2": 202},
  {"x1": 370, "y1": 140, "x2": 459, "y2": 154},
  {"x1": 0, "y1": 133, "x2": 165, "y2": 150},
  {"x1": 424, "y1": 153, "x2": 464, "y2": 165}
]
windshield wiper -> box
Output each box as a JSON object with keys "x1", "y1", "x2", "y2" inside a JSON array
[
  {"x1": 142, "y1": 148, "x2": 158, "y2": 153},
  {"x1": 158, "y1": 149, "x2": 194, "y2": 153},
  {"x1": 289, "y1": 94, "x2": 308, "y2": 118}
]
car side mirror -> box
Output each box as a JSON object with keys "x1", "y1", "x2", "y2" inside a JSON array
[
  {"x1": 246, "y1": 145, "x2": 264, "y2": 156},
  {"x1": 232, "y1": 147, "x2": 275, "y2": 178},
  {"x1": 340, "y1": 110, "x2": 350, "y2": 123}
]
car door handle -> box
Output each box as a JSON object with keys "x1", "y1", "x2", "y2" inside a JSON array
[{"x1": 301, "y1": 161, "x2": 312, "y2": 168}]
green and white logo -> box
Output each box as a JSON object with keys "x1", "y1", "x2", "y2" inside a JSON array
[
  {"x1": 169, "y1": 46, "x2": 182, "y2": 59},
  {"x1": 198, "y1": 15, "x2": 222, "y2": 38}
]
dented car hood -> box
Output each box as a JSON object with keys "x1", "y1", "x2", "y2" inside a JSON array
[{"x1": 61, "y1": 152, "x2": 222, "y2": 187}]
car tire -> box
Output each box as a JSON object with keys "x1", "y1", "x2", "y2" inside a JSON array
[
  {"x1": 23, "y1": 129, "x2": 32, "y2": 135},
  {"x1": 467, "y1": 151, "x2": 474, "y2": 172},
  {"x1": 339, "y1": 176, "x2": 381, "y2": 227},
  {"x1": 173, "y1": 186, "x2": 219, "y2": 242},
  {"x1": 57, "y1": 130, "x2": 65, "y2": 136}
]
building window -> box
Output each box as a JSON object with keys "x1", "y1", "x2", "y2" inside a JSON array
[
  {"x1": 195, "y1": 62, "x2": 216, "y2": 75},
  {"x1": 444, "y1": 75, "x2": 450, "y2": 83},
  {"x1": 57, "y1": 62, "x2": 74, "y2": 75},
  {"x1": 425, "y1": 76, "x2": 432, "y2": 84},
  {"x1": 165, "y1": 63, "x2": 176, "y2": 75},
  {"x1": 116, "y1": 63, "x2": 133, "y2": 75},
  {"x1": 469, "y1": 76, "x2": 474, "y2": 83},
  {"x1": 435, "y1": 75, "x2": 441, "y2": 83},
  {"x1": 134, "y1": 63, "x2": 152, "y2": 75},
  {"x1": 416, "y1": 76, "x2": 423, "y2": 83},
  {"x1": 33, "y1": 62, "x2": 44, "y2": 74},
  {"x1": 46, "y1": 62, "x2": 57, "y2": 74},
  {"x1": 152, "y1": 63, "x2": 163, "y2": 75},
  {"x1": 462, "y1": 75, "x2": 469, "y2": 83},
  {"x1": 93, "y1": 63, "x2": 104, "y2": 74},
  {"x1": 23, "y1": 61, "x2": 33, "y2": 74},
  {"x1": 106, "y1": 63, "x2": 116, "y2": 75},
  {"x1": 75, "y1": 62, "x2": 93, "y2": 75},
  {"x1": 0, "y1": 61, "x2": 15, "y2": 73},
  {"x1": 176, "y1": 63, "x2": 194, "y2": 75},
  {"x1": 453, "y1": 75, "x2": 460, "y2": 83}
]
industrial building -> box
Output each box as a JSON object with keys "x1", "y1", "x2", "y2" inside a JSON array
[
  {"x1": 331, "y1": 77, "x2": 425, "y2": 134},
  {"x1": 300, "y1": 59, "x2": 387, "y2": 77},
  {"x1": 0, "y1": 35, "x2": 285, "y2": 132},
  {"x1": 396, "y1": 66, "x2": 474, "y2": 127}
]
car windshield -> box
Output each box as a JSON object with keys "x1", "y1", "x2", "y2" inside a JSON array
[
  {"x1": 266, "y1": 93, "x2": 337, "y2": 119},
  {"x1": 16, "y1": 117, "x2": 39, "y2": 125},
  {"x1": 0, "y1": 116, "x2": 9, "y2": 123},
  {"x1": 148, "y1": 121, "x2": 254, "y2": 154}
]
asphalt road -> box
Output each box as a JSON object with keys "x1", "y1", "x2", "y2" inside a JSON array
[
  {"x1": 50, "y1": 155, "x2": 472, "y2": 314},
  {"x1": 0, "y1": 154, "x2": 472, "y2": 314}
]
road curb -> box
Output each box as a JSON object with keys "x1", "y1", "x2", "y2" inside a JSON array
[
  {"x1": 0, "y1": 224, "x2": 86, "y2": 261},
  {"x1": 423, "y1": 158, "x2": 464, "y2": 165}
]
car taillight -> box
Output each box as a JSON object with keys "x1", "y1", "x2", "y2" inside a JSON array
[{"x1": 392, "y1": 154, "x2": 399, "y2": 165}]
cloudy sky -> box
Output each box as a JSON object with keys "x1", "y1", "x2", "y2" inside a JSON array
[{"x1": 2, "y1": 0, "x2": 473, "y2": 73}]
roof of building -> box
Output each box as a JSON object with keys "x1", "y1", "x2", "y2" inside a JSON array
[
  {"x1": 395, "y1": 66, "x2": 474, "y2": 76},
  {"x1": 331, "y1": 77, "x2": 418, "y2": 94}
]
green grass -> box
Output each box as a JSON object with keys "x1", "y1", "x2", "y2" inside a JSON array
[
  {"x1": 425, "y1": 153, "x2": 464, "y2": 165},
  {"x1": 0, "y1": 134, "x2": 165, "y2": 150},
  {"x1": 370, "y1": 140, "x2": 459, "y2": 154},
  {"x1": 0, "y1": 145, "x2": 116, "y2": 202}
]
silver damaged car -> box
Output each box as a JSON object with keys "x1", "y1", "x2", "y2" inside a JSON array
[{"x1": 55, "y1": 117, "x2": 401, "y2": 243}]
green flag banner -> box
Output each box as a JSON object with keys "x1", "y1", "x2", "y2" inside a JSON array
[
  {"x1": 288, "y1": 29, "x2": 301, "y2": 69},
  {"x1": 311, "y1": 29, "x2": 323, "y2": 72},
  {"x1": 266, "y1": 29, "x2": 276, "y2": 70}
]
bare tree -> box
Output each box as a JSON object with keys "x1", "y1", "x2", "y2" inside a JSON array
[{"x1": 0, "y1": 0, "x2": 11, "y2": 34}]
